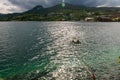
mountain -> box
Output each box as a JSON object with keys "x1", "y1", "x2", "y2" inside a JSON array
[
  {"x1": 0, "y1": 3, "x2": 120, "y2": 21},
  {"x1": 23, "y1": 3, "x2": 87, "y2": 14},
  {"x1": 24, "y1": 5, "x2": 45, "y2": 14},
  {"x1": 0, "y1": 14, "x2": 3, "y2": 16},
  {"x1": 47, "y1": 3, "x2": 87, "y2": 10},
  {"x1": 0, "y1": 14, "x2": 5, "y2": 17}
]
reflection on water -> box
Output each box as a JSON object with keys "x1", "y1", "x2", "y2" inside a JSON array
[
  {"x1": 0, "y1": 22, "x2": 120, "y2": 80},
  {"x1": 45, "y1": 23, "x2": 89, "y2": 80}
]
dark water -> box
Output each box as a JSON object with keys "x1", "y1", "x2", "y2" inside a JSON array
[{"x1": 0, "y1": 22, "x2": 120, "y2": 80}]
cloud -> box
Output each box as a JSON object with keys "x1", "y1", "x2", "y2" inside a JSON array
[
  {"x1": 8, "y1": 0, "x2": 60, "y2": 9},
  {"x1": 65, "y1": 0, "x2": 120, "y2": 7},
  {"x1": 8, "y1": 0, "x2": 120, "y2": 8},
  {"x1": 0, "y1": 0, "x2": 120, "y2": 14},
  {"x1": 0, "y1": 0, "x2": 24, "y2": 14}
]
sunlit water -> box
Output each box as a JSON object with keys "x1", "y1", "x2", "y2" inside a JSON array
[{"x1": 0, "y1": 22, "x2": 120, "y2": 80}]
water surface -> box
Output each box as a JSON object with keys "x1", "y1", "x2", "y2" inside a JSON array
[{"x1": 0, "y1": 22, "x2": 120, "y2": 80}]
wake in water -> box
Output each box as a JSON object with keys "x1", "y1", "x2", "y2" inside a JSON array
[
  {"x1": 38, "y1": 23, "x2": 95, "y2": 80},
  {"x1": 1, "y1": 22, "x2": 120, "y2": 80}
]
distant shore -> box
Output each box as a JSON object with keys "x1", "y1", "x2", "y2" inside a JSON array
[{"x1": 0, "y1": 3, "x2": 120, "y2": 22}]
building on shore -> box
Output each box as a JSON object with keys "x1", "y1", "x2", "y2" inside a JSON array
[{"x1": 85, "y1": 17, "x2": 94, "y2": 22}]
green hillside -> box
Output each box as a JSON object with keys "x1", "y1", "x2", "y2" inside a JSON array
[{"x1": 0, "y1": 3, "x2": 120, "y2": 21}]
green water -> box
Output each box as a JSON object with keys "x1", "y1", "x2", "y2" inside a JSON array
[{"x1": 0, "y1": 22, "x2": 120, "y2": 80}]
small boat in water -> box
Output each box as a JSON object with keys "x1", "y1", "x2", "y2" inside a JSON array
[{"x1": 72, "y1": 37, "x2": 81, "y2": 44}]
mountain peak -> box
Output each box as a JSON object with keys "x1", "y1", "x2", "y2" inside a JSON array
[
  {"x1": 25, "y1": 5, "x2": 45, "y2": 14},
  {"x1": 32, "y1": 5, "x2": 44, "y2": 10},
  {"x1": 49, "y1": 3, "x2": 87, "y2": 10}
]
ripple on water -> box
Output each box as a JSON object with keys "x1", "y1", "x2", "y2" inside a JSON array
[{"x1": 0, "y1": 22, "x2": 120, "y2": 80}]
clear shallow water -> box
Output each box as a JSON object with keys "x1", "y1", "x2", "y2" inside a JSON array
[{"x1": 0, "y1": 22, "x2": 120, "y2": 80}]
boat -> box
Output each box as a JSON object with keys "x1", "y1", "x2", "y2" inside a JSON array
[{"x1": 72, "y1": 38, "x2": 81, "y2": 44}]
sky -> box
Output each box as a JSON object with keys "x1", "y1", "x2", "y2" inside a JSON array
[{"x1": 0, "y1": 0, "x2": 120, "y2": 14}]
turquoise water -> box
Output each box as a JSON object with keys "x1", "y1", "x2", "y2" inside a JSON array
[{"x1": 0, "y1": 22, "x2": 120, "y2": 80}]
